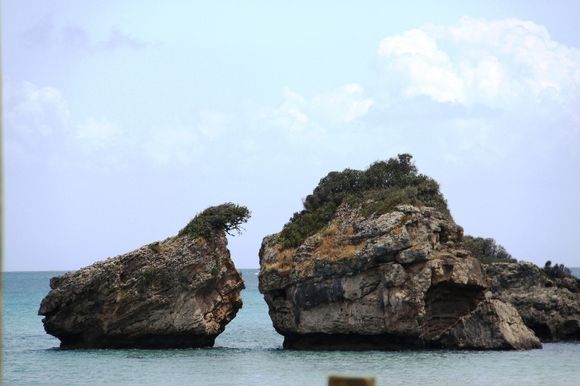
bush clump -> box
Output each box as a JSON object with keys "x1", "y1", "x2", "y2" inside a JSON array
[
  {"x1": 278, "y1": 154, "x2": 449, "y2": 249},
  {"x1": 179, "y1": 203, "x2": 251, "y2": 239},
  {"x1": 462, "y1": 235, "x2": 516, "y2": 263},
  {"x1": 543, "y1": 260, "x2": 573, "y2": 279}
]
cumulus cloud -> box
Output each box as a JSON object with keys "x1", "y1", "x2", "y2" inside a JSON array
[
  {"x1": 270, "y1": 17, "x2": 580, "y2": 139},
  {"x1": 4, "y1": 81, "x2": 79, "y2": 168},
  {"x1": 4, "y1": 81, "x2": 71, "y2": 146},
  {"x1": 4, "y1": 81, "x2": 129, "y2": 169},
  {"x1": 142, "y1": 126, "x2": 201, "y2": 166},
  {"x1": 141, "y1": 112, "x2": 229, "y2": 166},
  {"x1": 379, "y1": 28, "x2": 464, "y2": 103},
  {"x1": 76, "y1": 119, "x2": 124, "y2": 147},
  {"x1": 5, "y1": 81, "x2": 196, "y2": 167},
  {"x1": 271, "y1": 89, "x2": 311, "y2": 132},
  {"x1": 271, "y1": 83, "x2": 374, "y2": 133},
  {"x1": 196, "y1": 111, "x2": 227, "y2": 140},
  {"x1": 312, "y1": 83, "x2": 375, "y2": 123},
  {"x1": 9, "y1": 18, "x2": 579, "y2": 171},
  {"x1": 378, "y1": 17, "x2": 580, "y2": 107}
]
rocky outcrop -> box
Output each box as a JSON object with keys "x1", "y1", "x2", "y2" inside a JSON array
[
  {"x1": 259, "y1": 204, "x2": 540, "y2": 350},
  {"x1": 485, "y1": 261, "x2": 580, "y2": 341},
  {"x1": 39, "y1": 232, "x2": 244, "y2": 349}
]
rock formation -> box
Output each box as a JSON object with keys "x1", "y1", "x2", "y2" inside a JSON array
[
  {"x1": 39, "y1": 204, "x2": 248, "y2": 349},
  {"x1": 485, "y1": 261, "x2": 580, "y2": 341},
  {"x1": 259, "y1": 203, "x2": 540, "y2": 350}
]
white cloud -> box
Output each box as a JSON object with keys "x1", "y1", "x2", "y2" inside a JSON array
[
  {"x1": 271, "y1": 89, "x2": 311, "y2": 132},
  {"x1": 142, "y1": 126, "x2": 201, "y2": 166},
  {"x1": 312, "y1": 83, "x2": 375, "y2": 123},
  {"x1": 76, "y1": 119, "x2": 124, "y2": 147},
  {"x1": 4, "y1": 82, "x2": 127, "y2": 151},
  {"x1": 140, "y1": 111, "x2": 230, "y2": 166},
  {"x1": 4, "y1": 81, "x2": 71, "y2": 145},
  {"x1": 197, "y1": 111, "x2": 227, "y2": 140},
  {"x1": 378, "y1": 17, "x2": 580, "y2": 107},
  {"x1": 271, "y1": 83, "x2": 373, "y2": 133},
  {"x1": 4, "y1": 81, "x2": 233, "y2": 167},
  {"x1": 4, "y1": 81, "x2": 129, "y2": 168},
  {"x1": 378, "y1": 29, "x2": 464, "y2": 103}
]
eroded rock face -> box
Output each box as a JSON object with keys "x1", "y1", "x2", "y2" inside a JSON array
[
  {"x1": 485, "y1": 262, "x2": 580, "y2": 341},
  {"x1": 39, "y1": 233, "x2": 244, "y2": 349},
  {"x1": 259, "y1": 204, "x2": 540, "y2": 350}
]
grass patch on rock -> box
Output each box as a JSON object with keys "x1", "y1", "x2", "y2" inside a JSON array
[{"x1": 277, "y1": 154, "x2": 449, "y2": 249}]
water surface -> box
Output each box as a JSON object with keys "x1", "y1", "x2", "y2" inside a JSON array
[{"x1": 3, "y1": 269, "x2": 580, "y2": 385}]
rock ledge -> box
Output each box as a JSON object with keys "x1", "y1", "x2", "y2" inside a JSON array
[{"x1": 486, "y1": 261, "x2": 580, "y2": 342}]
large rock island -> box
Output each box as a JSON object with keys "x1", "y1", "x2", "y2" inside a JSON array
[
  {"x1": 39, "y1": 203, "x2": 250, "y2": 349},
  {"x1": 259, "y1": 155, "x2": 541, "y2": 350}
]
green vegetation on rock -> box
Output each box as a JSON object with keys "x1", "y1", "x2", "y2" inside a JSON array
[
  {"x1": 179, "y1": 203, "x2": 251, "y2": 239},
  {"x1": 543, "y1": 260, "x2": 573, "y2": 279},
  {"x1": 462, "y1": 235, "x2": 515, "y2": 263},
  {"x1": 278, "y1": 154, "x2": 449, "y2": 249}
]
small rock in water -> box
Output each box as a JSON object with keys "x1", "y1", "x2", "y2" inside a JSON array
[{"x1": 39, "y1": 204, "x2": 249, "y2": 349}]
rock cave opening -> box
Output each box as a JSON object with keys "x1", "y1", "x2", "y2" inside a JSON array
[{"x1": 423, "y1": 282, "x2": 484, "y2": 338}]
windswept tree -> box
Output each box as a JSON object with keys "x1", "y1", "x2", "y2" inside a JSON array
[{"x1": 179, "y1": 203, "x2": 251, "y2": 239}]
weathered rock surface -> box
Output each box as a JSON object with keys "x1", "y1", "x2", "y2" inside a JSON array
[
  {"x1": 259, "y1": 204, "x2": 540, "y2": 350},
  {"x1": 485, "y1": 261, "x2": 580, "y2": 341},
  {"x1": 39, "y1": 232, "x2": 244, "y2": 349}
]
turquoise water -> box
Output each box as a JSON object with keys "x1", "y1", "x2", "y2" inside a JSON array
[{"x1": 3, "y1": 269, "x2": 580, "y2": 386}]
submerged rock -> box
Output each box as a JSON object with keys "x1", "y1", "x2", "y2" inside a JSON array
[
  {"x1": 485, "y1": 261, "x2": 580, "y2": 341},
  {"x1": 39, "y1": 205, "x2": 248, "y2": 349},
  {"x1": 259, "y1": 204, "x2": 541, "y2": 350}
]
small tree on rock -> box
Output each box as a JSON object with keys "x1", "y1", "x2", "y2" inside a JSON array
[
  {"x1": 462, "y1": 235, "x2": 515, "y2": 263},
  {"x1": 543, "y1": 260, "x2": 572, "y2": 278},
  {"x1": 179, "y1": 203, "x2": 251, "y2": 239}
]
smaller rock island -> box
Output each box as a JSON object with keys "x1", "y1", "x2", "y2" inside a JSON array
[{"x1": 38, "y1": 203, "x2": 250, "y2": 349}]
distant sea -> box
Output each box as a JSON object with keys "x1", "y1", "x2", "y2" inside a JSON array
[{"x1": 3, "y1": 269, "x2": 580, "y2": 385}]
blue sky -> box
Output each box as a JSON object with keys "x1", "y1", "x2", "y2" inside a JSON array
[{"x1": 3, "y1": 1, "x2": 580, "y2": 271}]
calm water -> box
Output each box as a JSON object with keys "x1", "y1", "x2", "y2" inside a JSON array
[{"x1": 3, "y1": 269, "x2": 580, "y2": 385}]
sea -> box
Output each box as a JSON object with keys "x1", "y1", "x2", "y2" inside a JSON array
[{"x1": 3, "y1": 268, "x2": 580, "y2": 386}]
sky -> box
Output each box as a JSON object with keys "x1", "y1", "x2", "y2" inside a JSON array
[{"x1": 3, "y1": 1, "x2": 580, "y2": 271}]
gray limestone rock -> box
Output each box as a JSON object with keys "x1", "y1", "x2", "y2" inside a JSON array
[
  {"x1": 259, "y1": 204, "x2": 540, "y2": 351},
  {"x1": 485, "y1": 261, "x2": 580, "y2": 341},
  {"x1": 436, "y1": 299, "x2": 542, "y2": 350},
  {"x1": 39, "y1": 232, "x2": 244, "y2": 349}
]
